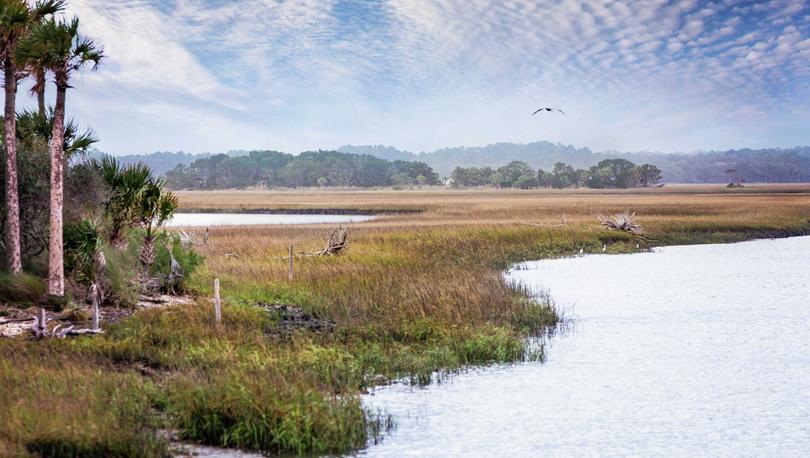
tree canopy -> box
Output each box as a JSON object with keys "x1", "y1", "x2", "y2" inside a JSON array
[
  {"x1": 451, "y1": 158, "x2": 663, "y2": 189},
  {"x1": 164, "y1": 150, "x2": 441, "y2": 189}
]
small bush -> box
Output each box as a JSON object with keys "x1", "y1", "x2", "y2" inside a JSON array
[
  {"x1": 152, "y1": 235, "x2": 204, "y2": 293},
  {"x1": 102, "y1": 244, "x2": 140, "y2": 307},
  {"x1": 0, "y1": 272, "x2": 46, "y2": 306}
]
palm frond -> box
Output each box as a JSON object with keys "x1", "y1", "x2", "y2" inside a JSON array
[
  {"x1": 0, "y1": 0, "x2": 36, "y2": 61},
  {"x1": 14, "y1": 109, "x2": 97, "y2": 155},
  {"x1": 64, "y1": 218, "x2": 103, "y2": 283},
  {"x1": 64, "y1": 127, "x2": 97, "y2": 158},
  {"x1": 30, "y1": 0, "x2": 65, "y2": 20}
]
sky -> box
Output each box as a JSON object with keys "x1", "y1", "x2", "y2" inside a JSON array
[{"x1": 19, "y1": 0, "x2": 810, "y2": 155}]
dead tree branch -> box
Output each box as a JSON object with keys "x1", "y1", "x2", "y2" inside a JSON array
[
  {"x1": 598, "y1": 211, "x2": 645, "y2": 235},
  {"x1": 286, "y1": 226, "x2": 350, "y2": 258}
]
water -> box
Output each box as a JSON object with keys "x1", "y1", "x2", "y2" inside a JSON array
[
  {"x1": 165, "y1": 213, "x2": 375, "y2": 227},
  {"x1": 361, "y1": 236, "x2": 810, "y2": 457}
]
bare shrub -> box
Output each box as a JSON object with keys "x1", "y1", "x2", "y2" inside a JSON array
[{"x1": 598, "y1": 211, "x2": 644, "y2": 235}]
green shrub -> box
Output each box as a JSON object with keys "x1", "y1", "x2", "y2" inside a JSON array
[
  {"x1": 102, "y1": 244, "x2": 140, "y2": 308},
  {"x1": 152, "y1": 234, "x2": 203, "y2": 293},
  {"x1": 0, "y1": 272, "x2": 46, "y2": 307}
]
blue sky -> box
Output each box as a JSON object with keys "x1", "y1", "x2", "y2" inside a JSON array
[{"x1": 21, "y1": 0, "x2": 810, "y2": 155}]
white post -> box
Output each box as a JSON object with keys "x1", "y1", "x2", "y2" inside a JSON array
[
  {"x1": 91, "y1": 284, "x2": 100, "y2": 331},
  {"x1": 288, "y1": 245, "x2": 294, "y2": 282},
  {"x1": 213, "y1": 278, "x2": 221, "y2": 324},
  {"x1": 37, "y1": 307, "x2": 46, "y2": 335}
]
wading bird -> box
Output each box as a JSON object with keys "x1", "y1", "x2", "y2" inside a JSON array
[{"x1": 532, "y1": 107, "x2": 565, "y2": 115}]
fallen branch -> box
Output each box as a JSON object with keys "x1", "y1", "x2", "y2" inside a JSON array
[
  {"x1": 319, "y1": 226, "x2": 348, "y2": 256},
  {"x1": 178, "y1": 230, "x2": 204, "y2": 246},
  {"x1": 52, "y1": 324, "x2": 105, "y2": 338},
  {"x1": 0, "y1": 317, "x2": 35, "y2": 325},
  {"x1": 289, "y1": 226, "x2": 350, "y2": 258}
]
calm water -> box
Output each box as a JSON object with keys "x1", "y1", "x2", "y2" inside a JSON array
[
  {"x1": 165, "y1": 213, "x2": 375, "y2": 227},
  {"x1": 361, "y1": 236, "x2": 810, "y2": 457}
]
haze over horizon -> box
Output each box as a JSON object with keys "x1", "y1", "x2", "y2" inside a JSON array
[{"x1": 17, "y1": 0, "x2": 810, "y2": 156}]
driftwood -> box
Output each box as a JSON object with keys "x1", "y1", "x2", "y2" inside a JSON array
[
  {"x1": 31, "y1": 320, "x2": 105, "y2": 339},
  {"x1": 53, "y1": 325, "x2": 105, "y2": 338},
  {"x1": 178, "y1": 230, "x2": 204, "y2": 246},
  {"x1": 0, "y1": 317, "x2": 35, "y2": 325},
  {"x1": 317, "y1": 226, "x2": 348, "y2": 256},
  {"x1": 286, "y1": 226, "x2": 350, "y2": 258},
  {"x1": 598, "y1": 211, "x2": 644, "y2": 235}
]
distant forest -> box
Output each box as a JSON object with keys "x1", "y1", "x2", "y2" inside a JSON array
[
  {"x1": 340, "y1": 143, "x2": 810, "y2": 183},
  {"x1": 452, "y1": 159, "x2": 662, "y2": 189},
  {"x1": 163, "y1": 150, "x2": 440, "y2": 189},
  {"x1": 100, "y1": 141, "x2": 810, "y2": 186}
]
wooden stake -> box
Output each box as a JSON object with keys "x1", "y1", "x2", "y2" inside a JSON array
[
  {"x1": 288, "y1": 245, "x2": 294, "y2": 281},
  {"x1": 91, "y1": 284, "x2": 100, "y2": 331},
  {"x1": 37, "y1": 307, "x2": 46, "y2": 335},
  {"x1": 213, "y1": 278, "x2": 222, "y2": 324}
]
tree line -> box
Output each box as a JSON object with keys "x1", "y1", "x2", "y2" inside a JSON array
[
  {"x1": 451, "y1": 159, "x2": 663, "y2": 189},
  {"x1": 339, "y1": 143, "x2": 810, "y2": 184},
  {"x1": 164, "y1": 149, "x2": 441, "y2": 189},
  {"x1": 1, "y1": 0, "x2": 193, "y2": 319}
]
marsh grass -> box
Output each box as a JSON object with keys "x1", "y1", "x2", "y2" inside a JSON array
[{"x1": 2, "y1": 186, "x2": 810, "y2": 455}]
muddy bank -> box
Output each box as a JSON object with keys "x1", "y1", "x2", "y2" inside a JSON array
[{"x1": 257, "y1": 303, "x2": 336, "y2": 337}]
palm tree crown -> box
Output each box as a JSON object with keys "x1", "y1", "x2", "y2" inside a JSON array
[
  {"x1": 1, "y1": 0, "x2": 64, "y2": 62},
  {"x1": 15, "y1": 15, "x2": 103, "y2": 87},
  {"x1": 15, "y1": 108, "x2": 97, "y2": 157}
]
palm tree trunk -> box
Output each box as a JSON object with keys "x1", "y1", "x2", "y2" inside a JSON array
[
  {"x1": 36, "y1": 70, "x2": 46, "y2": 118},
  {"x1": 3, "y1": 61, "x2": 22, "y2": 274},
  {"x1": 47, "y1": 83, "x2": 67, "y2": 296}
]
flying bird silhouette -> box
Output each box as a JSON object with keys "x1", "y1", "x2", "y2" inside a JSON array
[{"x1": 532, "y1": 107, "x2": 565, "y2": 115}]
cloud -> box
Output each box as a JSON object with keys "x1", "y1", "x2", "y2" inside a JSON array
[{"x1": 34, "y1": 0, "x2": 810, "y2": 155}]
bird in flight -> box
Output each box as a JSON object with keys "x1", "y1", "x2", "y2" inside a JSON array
[{"x1": 532, "y1": 107, "x2": 565, "y2": 115}]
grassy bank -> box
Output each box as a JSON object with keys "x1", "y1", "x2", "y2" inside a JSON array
[{"x1": 2, "y1": 186, "x2": 810, "y2": 456}]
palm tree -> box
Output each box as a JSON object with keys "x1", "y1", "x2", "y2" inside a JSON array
[
  {"x1": 17, "y1": 16, "x2": 102, "y2": 296},
  {"x1": 0, "y1": 0, "x2": 63, "y2": 274},
  {"x1": 10, "y1": 109, "x2": 96, "y2": 262},
  {"x1": 90, "y1": 157, "x2": 152, "y2": 247},
  {"x1": 137, "y1": 181, "x2": 178, "y2": 266}
]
